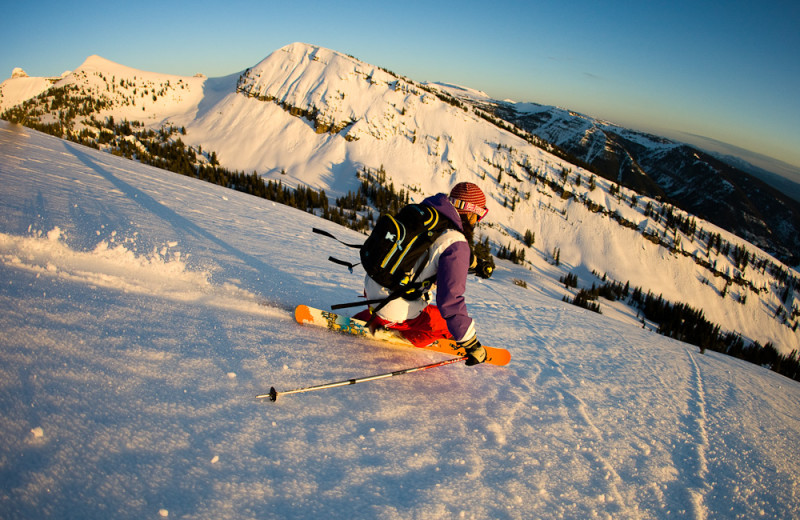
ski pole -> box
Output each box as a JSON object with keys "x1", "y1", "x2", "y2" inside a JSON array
[
  {"x1": 258, "y1": 356, "x2": 468, "y2": 402},
  {"x1": 311, "y1": 227, "x2": 362, "y2": 248}
]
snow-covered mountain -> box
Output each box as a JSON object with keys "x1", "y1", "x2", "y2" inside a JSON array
[
  {"x1": 2, "y1": 120, "x2": 800, "y2": 519},
  {"x1": 0, "y1": 70, "x2": 59, "y2": 113},
  {"x1": 1, "y1": 43, "x2": 798, "y2": 356},
  {"x1": 442, "y1": 88, "x2": 800, "y2": 264}
]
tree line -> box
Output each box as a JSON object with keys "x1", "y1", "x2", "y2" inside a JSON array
[{"x1": 560, "y1": 272, "x2": 799, "y2": 381}]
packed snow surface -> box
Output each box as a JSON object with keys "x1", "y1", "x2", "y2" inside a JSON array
[{"x1": 1, "y1": 122, "x2": 799, "y2": 519}]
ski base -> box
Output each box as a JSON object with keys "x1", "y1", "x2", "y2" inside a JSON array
[{"x1": 294, "y1": 305, "x2": 510, "y2": 366}]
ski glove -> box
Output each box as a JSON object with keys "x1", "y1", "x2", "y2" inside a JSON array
[
  {"x1": 468, "y1": 256, "x2": 494, "y2": 279},
  {"x1": 458, "y1": 336, "x2": 487, "y2": 366},
  {"x1": 475, "y1": 260, "x2": 494, "y2": 279}
]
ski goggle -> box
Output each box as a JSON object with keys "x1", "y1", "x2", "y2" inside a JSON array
[{"x1": 449, "y1": 197, "x2": 489, "y2": 221}]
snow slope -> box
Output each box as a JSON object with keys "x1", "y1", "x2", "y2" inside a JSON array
[
  {"x1": 2, "y1": 123, "x2": 800, "y2": 519},
  {"x1": 0, "y1": 75, "x2": 54, "y2": 112},
  {"x1": 2, "y1": 45, "x2": 798, "y2": 353}
]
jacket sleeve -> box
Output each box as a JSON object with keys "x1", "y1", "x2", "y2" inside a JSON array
[{"x1": 435, "y1": 240, "x2": 477, "y2": 342}]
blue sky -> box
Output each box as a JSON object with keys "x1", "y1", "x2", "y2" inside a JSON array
[{"x1": 3, "y1": 0, "x2": 799, "y2": 170}]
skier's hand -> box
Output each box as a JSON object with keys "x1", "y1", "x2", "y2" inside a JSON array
[
  {"x1": 476, "y1": 260, "x2": 494, "y2": 279},
  {"x1": 458, "y1": 336, "x2": 487, "y2": 366},
  {"x1": 469, "y1": 259, "x2": 494, "y2": 279}
]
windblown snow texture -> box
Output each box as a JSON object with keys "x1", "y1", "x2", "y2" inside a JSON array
[{"x1": 1, "y1": 122, "x2": 799, "y2": 519}]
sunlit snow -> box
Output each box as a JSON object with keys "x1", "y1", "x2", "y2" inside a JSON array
[{"x1": 1, "y1": 119, "x2": 798, "y2": 519}]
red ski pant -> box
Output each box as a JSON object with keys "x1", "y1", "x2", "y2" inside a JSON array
[{"x1": 353, "y1": 305, "x2": 453, "y2": 348}]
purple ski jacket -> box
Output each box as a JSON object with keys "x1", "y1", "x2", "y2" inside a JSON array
[{"x1": 420, "y1": 193, "x2": 476, "y2": 342}]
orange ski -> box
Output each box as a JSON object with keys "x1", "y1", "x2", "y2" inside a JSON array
[{"x1": 294, "y1": 305, "x2": 510, "y2": 366}]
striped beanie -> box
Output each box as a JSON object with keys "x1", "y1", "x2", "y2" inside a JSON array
[{"x1": 449, "y1": 182, "x2": 486, "y2": 216}]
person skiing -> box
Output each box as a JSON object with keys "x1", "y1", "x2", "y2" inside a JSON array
[{"x1": 354, "y1": 182, "x2": 489, "y2": 366}]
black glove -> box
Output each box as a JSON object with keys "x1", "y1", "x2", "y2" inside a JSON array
[
  {"x1": 469, "y1": 259, "x2": 494, "y2": 279},
  {"x1": 476, "y1": 260, "x2": 494, "y2": 279},
  {"x1": 458, "y1": 336, "x2": 487, "y2": 366}
]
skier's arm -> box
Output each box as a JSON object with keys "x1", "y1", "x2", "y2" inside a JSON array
[{"x1": 435, "y1": 241, "x2": 476, "y2": 343}]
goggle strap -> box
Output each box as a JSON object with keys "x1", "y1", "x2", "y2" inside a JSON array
[{"x1": 449, "y1": 197, "x2": 489, "y2": 220}]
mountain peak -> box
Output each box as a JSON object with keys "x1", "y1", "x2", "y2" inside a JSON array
[
  {"x1": 280, "y1": 41, "x2": 324, "y2": 54},
  {"x1": 77, "y1": 54, "x2": 126, "y2": 72},
  {"x1": 258, "y1": 41, "x2": 364, "y2": 74}
]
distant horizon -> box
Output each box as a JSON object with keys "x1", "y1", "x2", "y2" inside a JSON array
[{"x1": 2, "y1": 1, "x2": 798, "y2": 171}]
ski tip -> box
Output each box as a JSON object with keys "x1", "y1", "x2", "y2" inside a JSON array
[
  {"x1": 294, "y1": 305, "x2": 313, "y2": 324},
  {"x1": 487, "y1": 349, "x2": 512, "y2": 366}
]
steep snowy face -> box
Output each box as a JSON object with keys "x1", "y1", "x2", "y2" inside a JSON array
[
  {"x1": 199, "y1": 42, "x2": 564, "y2": 198},
  {"x1": 237, "y1": 43, "x2": 401, "y2": 133},
  {"x1": 234, "y1": 42, "x2": 479, "y2": 145}
]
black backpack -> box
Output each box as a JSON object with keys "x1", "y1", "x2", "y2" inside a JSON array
[{"x1": 360, "y1": 203, "x2": 453, "y2": 294}]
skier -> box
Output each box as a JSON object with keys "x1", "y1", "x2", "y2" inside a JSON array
[{"x1": 354, "y1": 182, "x2": 489, "y2": 365}]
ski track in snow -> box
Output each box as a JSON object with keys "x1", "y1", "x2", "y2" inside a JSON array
[
  {"x1": 682, "y1": 351, "x2": 710, "y2": 520},
  {"x1": 510, "y1": 300, "x2": 634, "y2": 519},
  {"x1": 1, "y1": 122, "x2": 800, "y2": 519}
]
